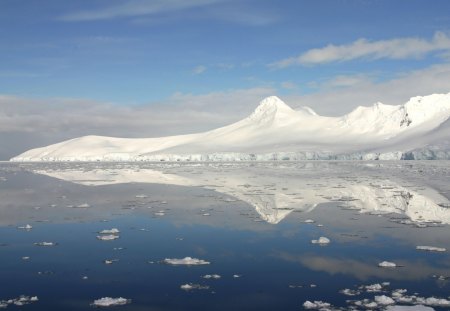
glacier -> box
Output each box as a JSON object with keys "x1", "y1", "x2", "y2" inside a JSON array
[{"x1": 10, "y1": 93, "x2": 450, "y2": 162}]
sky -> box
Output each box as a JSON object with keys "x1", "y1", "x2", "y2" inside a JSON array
[{"x1": 2, "y1": 0, "x2": 450, "y2": 159}]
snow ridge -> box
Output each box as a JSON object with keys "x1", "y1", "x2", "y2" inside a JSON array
[{"x1": 10, "y1": 93, "x2": 450, "y2": 162}]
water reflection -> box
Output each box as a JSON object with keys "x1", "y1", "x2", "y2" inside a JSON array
[{"x1": 23, "y1": 162, "x2": 450, "y2": 225}]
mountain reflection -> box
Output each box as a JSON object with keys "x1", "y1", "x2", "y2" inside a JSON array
[{"x1": 26, "y1": 162, "x2": 450, "y2": 225}]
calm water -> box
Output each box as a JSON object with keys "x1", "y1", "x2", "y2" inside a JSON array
[{"x1": 0, "y1": 161, "x2": 450, "y2": 310}]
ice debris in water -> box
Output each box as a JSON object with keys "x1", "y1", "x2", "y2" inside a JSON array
[
  {"x1": 180, "y1": 283, "x2": 210, "y2": 291},
  {"x1": 202, "y1": 274, "x2": 221, "y2": 279},
  {"x1": 375, "y1": 295, "x2": 395, "y2": 305},
  {"x1": 379, "y1": 261, "x2": 397, "y2": 268},
  {"x1": 91, "y1": 297, "x2": 130, "y2": 307},
  {"x1": 17, "y1": 224, "x2": 32, "y2": 230},
  {"x1": 0, "y1": 296, "x2": 38, "y2": 308},
  {"x1": 76, "y1": 203, "x2": 90, "y2": 208},
  {"x1": 311, "y1": 237, "x2": 330, "y2": 245},
  {"x1": 339, "y1": 288, "x2": 361, "y2": 296},
  {"x1": 303, "y1": 300, "x2": 332, "y2": 309},
  {"x1": 34, "y1": 242, "x2": 56, "y2": 246},
  {"x1": 96, "y1": 235, "x2": 119, "y2": 241},
  {"x1": 304, "y1": 219, "x2": 315, "y2": 223},
  {"x1": 416, "y1": 246, "x2": 446, "y2": 252},
  {"x1": 98, "y1": 228, "x2": 120, "y2": 234},
  {"x1": 163, "y1": 257, "x2": 210, "y2": 265},
  {"x1": 386, "y1": 306, "x2": 435, "y2": 311}
]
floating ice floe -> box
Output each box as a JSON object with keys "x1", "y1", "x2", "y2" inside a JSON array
[
  {"x1": 339, "y1": 288, "x2": 361, "y2": 296},
  {"x1": 386, "y1": 306, "x2": 435, "y2": 311},
  {"x1": 98, "y1": 228, "x2": 120, "y2": 234},
  {"x1": 379, "y1": 261, "x2": 398, "y2": 268},
  {"x1": 103, "y1": 259, "x2": 119, "y2": 265},
  {"x1": 375, "y1": 295, "x2": 395, "y2": 305},
  {"x1": 303, "y1": 300, "x2": 332, "y2": 309},
  {"x1": 34, "y1": 242, "x2": 56, "y2": 246},
  {"x1": 360, "y1": 282, "x2": 390, "y2": 293},
  {"x1": 17, "y1": 224, "x2": 32, "y2": 230},
  {"x1": 135, "y1": 194, "x2": 148, "y2": 198},
  {"x1": 0, "y1": 296, "x2": 38, "y2": 308},
  {"x1": 311, "y1": 237, "x2": 330, "y2": 245},
  {"x1": 304, "y1": 219, "x2": 315, "y2": 223},
  {"x1": 154, "y1": 211, "x2": 165, "y2": 216},
  {"x1": 96, "y1": 235, "x2": 119, "y2": 241},
  {"x1": 180, "y1": 283, "x2": 210, "y2": 291},
  {"x1": 163, "y1": 257, "x2": 210, "y2": 265},
  {"x1": 76, "y1": 203, "x2": 90, "y2": 208},
  {"x1": 416, "y1": 246, "x2": 446, "y2": 252},
  {"x1": 202, "y1": 274, "x2": 221, "y2": 279},
  {"x1": 91, "y1": 297, "x2": 131, "y2": 307},
  {"x1": 233, "y1": 274, "x2": 241, "y2": 278},
  {"x1": 22, "y1": 256, "x2": 30, "y2": 260}
]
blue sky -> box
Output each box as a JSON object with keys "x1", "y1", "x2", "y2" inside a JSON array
[{"x1": 2, "y1": 0, "x2": 450, "y2": 158}]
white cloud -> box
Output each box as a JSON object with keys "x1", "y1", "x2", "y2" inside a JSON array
[
  {"x1": 192, "y1": 65, "x2": 207, "y2": 75},
  {"x1": 271, "y1": 31, "x2": 450, "y2": 68},
  {"x1": 60, "y1": 0, "x2": 222, "y2": 21}
]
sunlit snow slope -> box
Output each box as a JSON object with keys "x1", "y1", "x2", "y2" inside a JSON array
[{"x1": 11, "y1": 93, "x2": 450, "y2": 161}]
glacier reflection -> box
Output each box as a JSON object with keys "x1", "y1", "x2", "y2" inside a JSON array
[{"x1": 26, "y1": 162, "x2": 450, "y2": 225}]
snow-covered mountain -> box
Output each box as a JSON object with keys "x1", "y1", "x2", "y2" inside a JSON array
[{"x1": 10, "y1": 93, "x2": 450, "y2": 161}]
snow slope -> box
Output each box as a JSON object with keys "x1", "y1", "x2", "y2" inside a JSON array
[{"x1": 10, "y1": 93, "x2": 450, "y2": 161}]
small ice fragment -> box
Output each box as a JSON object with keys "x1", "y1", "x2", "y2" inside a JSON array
[
  {"x1": 97, "y1": 235, "x2": 119, "y2": 241},
  {"x1": 379, "y1": 261, "x2": 397, "y2": 268},
  {"x1": 416, "y1": 246, "x2": 446, "y2": 252},
  {"x1": 154, "y1": 211, "x2": 165, "y2": 216},
  {"x1": 34, "y1": 242, "x2": 56, "y2": 246},
  {"x1": 233, "y1": 274, "x2": 241, "y2": 278},
  {"x1": 135, "y1": 194, "x2": 148, "y2": 198},
  {"x1": 202, "y1": 274, "x2": 221, "y2": 279},
  {"x1": 91, "y1": 297, "x2": 130, "y2": 307},
  {"x1": 76, "y1": 203, "x2": 90, "y2": 208},
  {"x1": 310, "y1": 284, "x2": 317, "y2": 288},
  {"x1": 180, "y1": 283, "x2": 210, "y2": 291},
  {"x1": 99, "y1": 228, "x2": 120, "y2": 234},
  {"x1": 303, "y1": 300, "x2": 331, "y2": 309},
  {"x1": 311, "y1": 237, "x2": 330, "y2": 245},
  {"x1": 22, "y1": 256, "x2": 30, "y2": 260},
  {"x1": 163, "y1": 257, "x2": 210, "y2": 265},
  {"x1": 103, "y1": 259, "x2": 118, "y2": 265},
  {"x1": 18, "y1": 224, "x2": 32, "y2": 230},
  {"x1": 202, "y1": 213, "x2": 211, "y2": 216},
  {"x1": 386, "y1": 306, "x2": 435, "y2": 311},
  {"x1": 339, "y1": 288, "x2": 361, "y2": 296},
  {"x1": 375, "y1": 295, "x2": 395, "y2": 305},
  {"x1": 82, "y1": 276, "x2": 88, "y2": 280},
  {"x1": 304, "y1": 219, "x2": 315, "y2": 223}
]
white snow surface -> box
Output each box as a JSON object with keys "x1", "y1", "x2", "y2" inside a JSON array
[{"x1": 10, "y1": 93, "x2": 450, "y2": 162}]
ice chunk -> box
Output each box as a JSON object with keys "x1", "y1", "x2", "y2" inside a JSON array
[
  {"x1": 311, "y1": 237, "x2": 330, "y2": 245},
  {"x1": 386, "y1": 306, "x2": 435, "y2": 311},
  {"x1": 304, "y1": 219, "x2": 315, "y2": 223},
  {"x1": 379, "y1": 261, "x2": 397, "y2": 268},
  {"x1": 17, "y1": 224, "x2": 32, "y2": 230},
  {"x1": 97, "y1": 235, "x2": 119, "y2": 241},
  {"x1": 339, "y1": 288, "x2": 361, "y2": 296},
  {"x1": 98, "y1": 228, "x2": 120, "y2": 234},
  {"x1": 375, "y1": 295, "x2": 395, "y2": 305},
  {"x1": 202, "y1": 274, "x2": 221, "y2": 279},
  {"x1": 91, "y1": 297, "x2": 130, "y2": 307},
  {"x1": 34, "y1": 242, "x2": 56, "y2": 246},
  {"x1": 416, "y1": 246, "x2": 446, "y2": 252},
  {"x1": 302, "y1": 300, "x2": 332, "y2": 309},
  {"x1": 180, "y1": 283, "x2": 210, "y2": 291},
  {"x1": 162, "y1": 257, "x2": 210, "y2": 265},
  {"x1": 76, "y1": 203, "x2": 90, "y2": 208}
]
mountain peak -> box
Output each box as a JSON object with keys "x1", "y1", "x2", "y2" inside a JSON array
[{"x1": 248, "y1": 96, "x2": 294, "y2": 123}]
